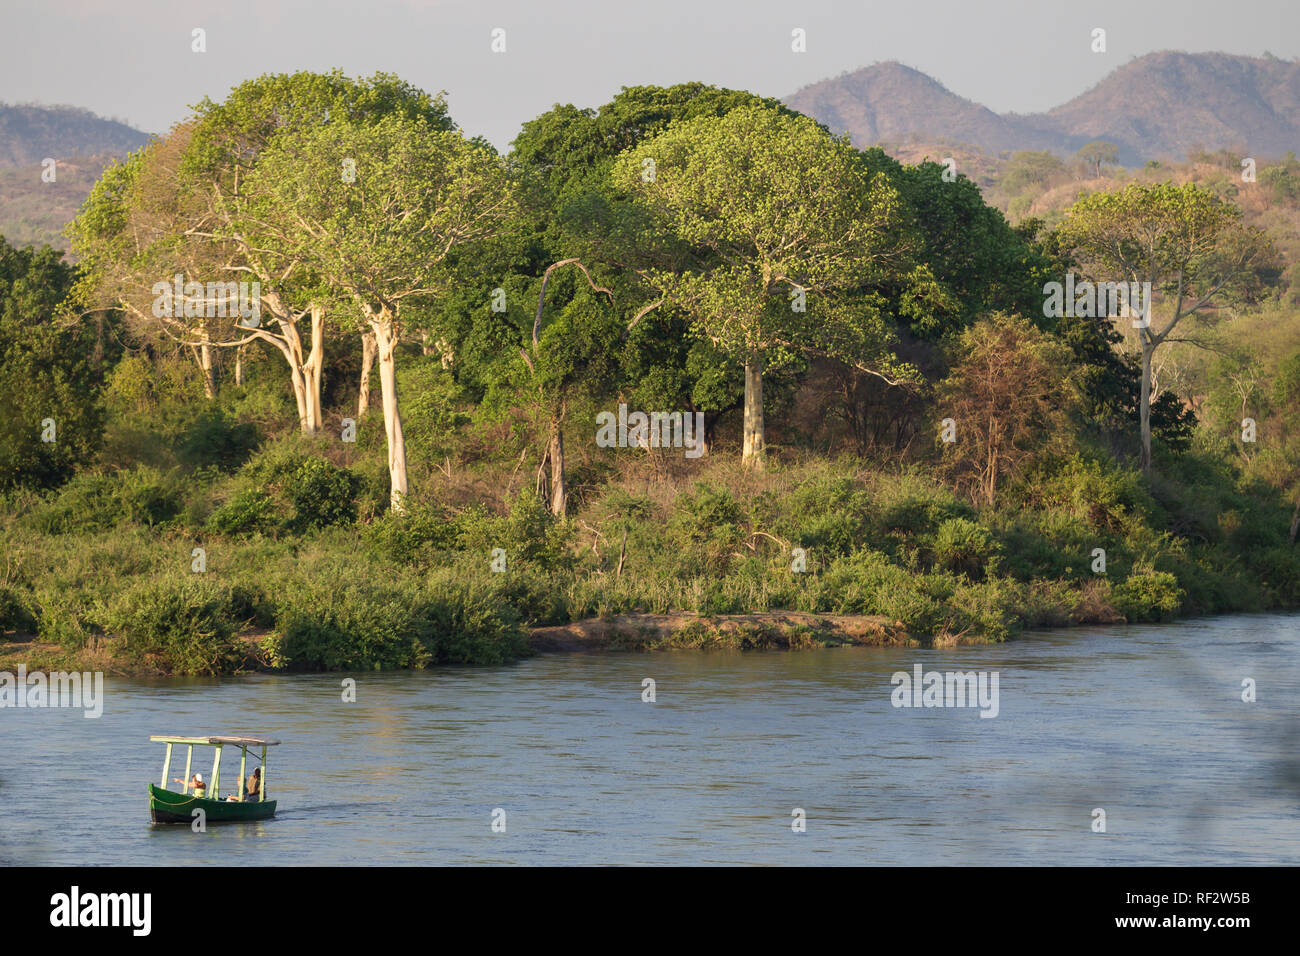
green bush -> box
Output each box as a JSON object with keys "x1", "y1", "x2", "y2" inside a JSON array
[
  {"x1": 97, "y1": 577, "x2": 246, "y2": 674},
  {"x1": 0, "y1": 586, "x2": 36, "y2": 634},
  {"x1": 485, "y1": 566, "x2": 572, "y2": 626},
  {"x1": 114, "y1": 466, "x2": 185, "y2": 526},
  {"x1": 1112, "y1": 570, "x2": 1185, "y2": 622},
  {"x1": 268, "y1": 573, "x2": 528, "y2": 670},
  {"x1": 454, "y1": 491, "x2": 573, "y2": 572},
  {"x1": 289, "y1": 457, "x2": 361, "y2": 531},
  {"x1": 207, "y1": 489, "x2": 279, "y2": 537},
  {"x1": 271, "y1": 580, "x2": 429, "y2": 671},
  {"x1": 418, "y1": 575, "x2": 529, "y2": 665},
  {"x1": 27, "y1": 466, "x2": 183, "y2": 534},
  {"x1": 666, "y1": 485, "x2": 748, "y2": 575},
  {"x1": 364, "y1": 499, "x2": 459, "y2": 565},
  {"x1": 34, "y1": 587, "x2": 98, "y2": 650},
  {"x1": 176, "y1": 407, "x2": 260, "y2": 472},
  {"x1": 930, "y1": 517, "x2": 1000, "y2": 578},
  {"x1": 1246, "y1": 546, "x2": 1300, "y2": 606}
]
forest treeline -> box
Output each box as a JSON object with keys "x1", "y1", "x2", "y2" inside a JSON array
[{"x1": 2, "y1": 71, "x2": 1299, "y2": 674}]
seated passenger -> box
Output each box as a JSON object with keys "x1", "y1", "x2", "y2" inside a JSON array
[{"x1": 174, "y1": 772, "x2": 206, "y2": 796}]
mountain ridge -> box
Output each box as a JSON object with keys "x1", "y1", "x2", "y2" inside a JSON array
[
  {"x1": 0, "y1": 102, "x2": 152, "y2": 171},
  {"x1": 785, "y1": 51, "x2": 1300, "y2": 164}
]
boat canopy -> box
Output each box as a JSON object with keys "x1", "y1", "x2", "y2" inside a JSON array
[{"x1": 150, "y1": 735, "x2": 281, "y2": 747}]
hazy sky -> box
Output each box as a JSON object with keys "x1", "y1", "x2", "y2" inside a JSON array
[{"x1": 2, "y1": 0, "x2": 1298, "y2": 149}]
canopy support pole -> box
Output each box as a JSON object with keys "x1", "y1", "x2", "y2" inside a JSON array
[
  {"x1": 260, "y1": 745, "x2": 267, "y2": 801},
  {"x1": 211, "y1": 745, "x2": 222, "y2": 799},
  {"x1": 238, "y1": 747, "x2": 247, "y2": 801},
  {"x1": 161, "y1": 743, "x2": 172, "y2": 788},
  {"x1": 182, "y1": 745, "x2": 193, "y2": 794}
]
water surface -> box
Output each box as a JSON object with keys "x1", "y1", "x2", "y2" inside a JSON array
[{"x1": 2, "y1": 613, "x2": 1297, "y2": 865}]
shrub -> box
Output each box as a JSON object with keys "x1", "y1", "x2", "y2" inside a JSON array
[
  {"x1": 114, "y1": 466, "x2": 185, "y2": 526},
  {"x1": 1246, "y1": 546, "x2": 1300, "y2": 606},
  {"x1": 207, "y1": 489, "x2": 279, "y2": 537},
  {"x1": 97, "y1": 577, "x2": 246, "y2": 674},
  {"x1": 667, "y1": 485, "x2": 748, "y2": 575},
  {"x1": 0, "y1": 586, "x2": 36, "y2": 634},
  {"x1": 418, "y1": 575, "x2": 529, "y2": 665},
  {"x1": 455, "y1": 491, "x2": 573, "y2": 571},
  {"x1": 1112, "y1": 570, "x2": 1184, "y2": 622},
  {"x1": 930, "y1": 517, "x2": 1000, "y2": 578},
  {"x1": 289, "y1": 457, "x2": 361, "y2": 531},
  {"x1": 271, "y1": 581, "x2": 428, "y2": 671},
  {"x1": 365, "y1": 499, "x2": 459, "y2": 565},
  {"x1": 26, "y1": 466, "x2": 183, "y2": 534},
  {"x1": 176, "y1": 407, "x2": 260, "y2": 472},
  {"x1": 34, "y1": 587, "x2": 98, "y2": 650},
  {"x1": 268, "y1": 574, "x2": 528, "y2": 670}
]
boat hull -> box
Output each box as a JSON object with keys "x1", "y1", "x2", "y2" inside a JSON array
[{"x1": 148, "y1": 783, "x2": 276, "y2": 824}]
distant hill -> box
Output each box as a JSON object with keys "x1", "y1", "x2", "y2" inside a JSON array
[
  {"x1": 0, "y1": 103, "x2": 150, "y2": 170},
  {"x1": 786, "y1": 52, "x2": 1300, "y2": 164},
  {"x1": 786, "y1": 62, "x2": 1058, "y2": 156},
  {"x1": 0, "y1": 156, "x2": 122, "y2": 251},
  {"x1": 0, "y1": 104, "x2": 151, "y2": 251}
]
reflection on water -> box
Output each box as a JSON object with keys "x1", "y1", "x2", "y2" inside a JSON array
[{"x1": 2, "y1": 613, "x2": 1298, "y2": 865}]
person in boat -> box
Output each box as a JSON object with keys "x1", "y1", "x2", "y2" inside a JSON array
[
  {"x1": 174, "y1": 772, "x2": 205, "y2": 796},
  {"x1": 245, "y1": 767, "x2": 261, "y2": 801},
  {"x1": 224, "y1": 767, "x2": 262, "y2": 802}
]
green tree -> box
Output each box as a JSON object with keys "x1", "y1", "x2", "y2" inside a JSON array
[
  {"x1": 70, "y1": 71, "x2": 453, "y2": 432},
  {"x1": 1077, "y1": 141, "x2": 1120, "y2": 178},
  {"x1": 0, "y1": 238, "x2": 105, "y2": 488},
  {"x1": 239, "y1": 112, "x2": 515, "y2": 511},
  {"x1": 613, "y1": 105, "x2": 913, "y2": 468},
  {"x1": 1273, "y1": 353, "x2": 1300, "y2": 543},
  {"x1": 1058, "y1": 182, "x2": 1277, "y2": 472},
  {"x1": 507, "y1": 84, "x2": 802, "y2": 459}
]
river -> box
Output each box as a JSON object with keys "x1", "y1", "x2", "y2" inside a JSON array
[{"x1": 2, "y1": 613, "x2": 1298, "y2": 865}]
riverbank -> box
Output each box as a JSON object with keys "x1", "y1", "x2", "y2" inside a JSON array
[
  {"x1": 0, "y1": 611, "x2": 918, "y2": 676},
  {"x1": 0, "y1": 602, "x2": 1135, "y2": 676},
  {"x1": 4, "y1": 454, "x2": 1299, "y2": 678}
]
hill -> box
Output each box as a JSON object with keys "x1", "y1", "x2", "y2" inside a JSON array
[
  {"x1": 786, "y1": 52, "x2": 1300, "y2": 164},
  {"x1": 0, "y1": 104, "x2": 151, "y2": 251},
  {"x1": 0, "y1": 103, "x2": 150, "y2": 170}
]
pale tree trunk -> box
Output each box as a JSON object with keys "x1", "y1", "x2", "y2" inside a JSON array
[
  {"x1": 371, "y1": 311, "x2": 409, "y2": 513},
  {"x1": 198, "y1": 333, "x2": 216, "y2": 400},
  {"x1": 301, "y1": 304, "x2": 325, "y2": 434},
  {"x1": 1139, "y1": 341, "x2": 1154, "y2": 474},
  {"x1": 234, "y1": 344, "x2": 244, "y2": 387},
  {"x1": 548, "y1": 414, "x2": 566, "y2": 518},
  {"x1": 358, "y1": 331, "x2": 376, "y2": 417},
  {"x1": 1290, "y1": 496, "x2": 1300, "y2": 546},
  {"x1": 262, "y1": 316, "x2": 310, "y2": 432},
  {"x1": 742, "y1": 356, "x2": 765, "y2": 469},
  {"x1": 287, "y1": 361, "x2": 309, "y2": 431},
  {"x1": 268, "y1": 313, "x2": 322, "y2": 434}
]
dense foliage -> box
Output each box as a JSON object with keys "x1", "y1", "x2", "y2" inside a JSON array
[{"x1": 1, "y1": 74, "x2": 1298, "y2": 674}]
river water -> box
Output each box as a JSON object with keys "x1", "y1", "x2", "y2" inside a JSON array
[{"x1": 2, "y1": 613, "x2": 1298, "y2": 865}]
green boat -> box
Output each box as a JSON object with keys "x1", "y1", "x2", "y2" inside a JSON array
[{"x1": 149, "y1": 735, "x2": 280, "y2": 825}]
